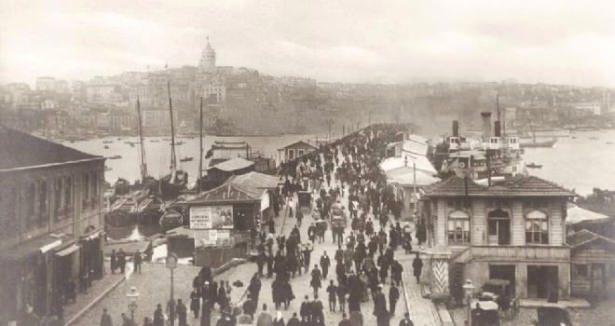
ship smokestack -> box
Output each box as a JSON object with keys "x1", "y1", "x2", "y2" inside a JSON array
[
  {"x1": 452, "y1": 120, "x2": 459, "y2": 137},
  {"x1": 494, "y1": 121, "x2": 501, "y2": 137},
  {"x1": 481, "y1": 112, "x2": 492, "y2": 139}
]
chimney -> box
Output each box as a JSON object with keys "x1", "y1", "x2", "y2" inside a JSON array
[
  {"x1": 494, "y1": 121, "x2": 501, "y2": 137},
  {"x1": 480, "y1": 112, "x2": 492, "y2": 138},
  {"x1": 452, "y1": 120, "x2": 459, "y2": 137}
]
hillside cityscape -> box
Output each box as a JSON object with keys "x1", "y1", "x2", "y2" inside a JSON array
[{"x1": 2, "y1": 37, "x2": 615, "y2": 139}]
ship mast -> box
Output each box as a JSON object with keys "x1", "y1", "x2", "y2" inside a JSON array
[
  {"x1": 167, "y1": 81, "x2": 177, "y2": 180},
  {"x1": 198, "y1": 96, "x2": 204, "y2": 192},
  {"x1": 136, "y1": 97, "x2": 148, "y2": 181}
]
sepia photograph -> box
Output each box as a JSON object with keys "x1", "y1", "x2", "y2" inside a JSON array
[{"x1": 0, "y1": 1, "x2": 614, "y2": 325}]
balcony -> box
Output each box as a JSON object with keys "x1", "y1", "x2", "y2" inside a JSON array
[{"x1": 470, "y1": 245, "x2": 570, "y2": 262}]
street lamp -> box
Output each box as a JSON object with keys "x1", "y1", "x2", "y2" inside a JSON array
[
  {"x1": 462, "y1": 279, "x2": 475, "y2": 326},
  {"x1": 127, "y1": 286, "x2": 139, "y2": 322},
  {"x1": 166, "y1": 253, "x2": 178, "y2": 326}
]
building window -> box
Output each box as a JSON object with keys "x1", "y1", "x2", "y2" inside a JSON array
[
  {"x1": 54, "y1": 178, "x2": 63, "y2": 220},
  {"x1": 298, "y1": 149, "x2": 304, "y2": 157},
  {"x1": 575, "y1": 264, "x2": 588, "y2": 278},
  {"x1": 448, "y1": 210, "x2": 470, "y2": 244},
  {"x1": 488, "y1": 208, "x2": 511, "y2": 245},
  {"x1": 91, "y1": 172, "x2": 98, "y2": 207},
  {"x1": 525, "y1": 210, "x2": 548, "y2": 244},
  {"x1": 288, "y1": 149, "x2": 295, "y2": 160},
  {"x1": 82, "y1": 173, "x2": 90, "y2": 209},
  {"x1": 38, "y1": 180, "x2": 48, "y2": 227},
  {"x1": 64, "y1": 176, "x2": 72, "y2": 216},
  {"x1": 26, "y1": 182, "x2": 36, "y2": 228}
]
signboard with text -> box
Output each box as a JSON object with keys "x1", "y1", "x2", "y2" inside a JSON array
[{"x1": 190, "y1": 205, "x2": 234, "y2": 230}]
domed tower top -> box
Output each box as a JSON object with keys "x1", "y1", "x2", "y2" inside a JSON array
[{"x1": 199, "y1": 36, "x2": 216, "y2": 73}]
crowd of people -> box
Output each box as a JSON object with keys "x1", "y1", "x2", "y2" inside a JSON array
[{"x1": 100, "y1": 124, "x2": 427, "y2": 326}]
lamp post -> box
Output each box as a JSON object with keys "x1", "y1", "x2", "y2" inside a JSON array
[
  {"x1": 127, "y1": 286, "x2": 139, "y2": 322},
  {"x1": 166, "y1": 253, "x2": 178, "y2": 326},
  {"x1": 462, "y1": 279, "x2": 475, "y2": 326}
]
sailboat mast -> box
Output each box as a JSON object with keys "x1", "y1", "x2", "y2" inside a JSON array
[
  {"x1": 198, "y1": 96, "x2": 204, "y2": 192},
  {"x1": 167, "y1": 81, "x2": 177, "y2": 176},
  {"x1": 136, "y1": 97, "x2": 148, "y2": 181}
]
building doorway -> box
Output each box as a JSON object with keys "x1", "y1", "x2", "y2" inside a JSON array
[
  {"x1": 527, "y1": 266, "x2": 559, "y2": 299},
  {"x1": 488, "y1": 208, "x2": 511, "y2": 245},
  {"x1": 489, "y1": 264, "x2": 516, "y2": 296}
]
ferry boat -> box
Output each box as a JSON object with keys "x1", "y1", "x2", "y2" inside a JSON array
[
  {"x1": 180, "y1": 156, "x2": 193, "y2": 162},
  {"x1": 526, "y1": 163, "x2": 543, "y2": 169},
  {"x1": 109, "y1": 155, "x2": 122, "y2": 160}
]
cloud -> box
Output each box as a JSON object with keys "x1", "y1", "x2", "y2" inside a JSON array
[{"x1": 0, "y1": 0, "x2": 614, "y2": 86}]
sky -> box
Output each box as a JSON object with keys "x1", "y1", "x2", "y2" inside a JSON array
[{"x1": 1, "y1": 0, "x2": 614, "y2": 87}]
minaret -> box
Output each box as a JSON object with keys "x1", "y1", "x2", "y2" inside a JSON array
[{"x1": 199, "y1": 36, "x2": 216, "y2": 73}]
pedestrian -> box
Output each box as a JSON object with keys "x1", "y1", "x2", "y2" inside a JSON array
[
  {"x1": 120, "y1": 313, "x2": 132, "y2": 326},
  {"x1": 110, "y1": 250, "x2": 117, "y2": 274},
  {"x1": 398, "y1": 313, "x2": 413, "y2": 326},
  {"x1": 257, "y1": 251, "x2": 266, "y2": 277},
  {"x1": 389, "y1": 283, "x2": 399, "y2": 315},
  {"x1": 287, "y1": 313, "x2": 300, "y2": 326},
  {"x1": 300, "y1": 296, "x2": 311, "y2": 322},
  {"x1": 302, "y1": 244, "x2": 312, "y2": 273},
  {"x1": 310, "y1": 265, "x2": 322, "y2": 298},
  {"x1": 133, "y1": 250, "x2": 142, "y2": 274},
  {"x1": 320, "y1": 251, "x2": 330, "y2": 279},
  {"x1": 100, "y1": 308, "x2": 113, "y2": 326},
  {"x1": 142, "y1": 317, "x2": 153, "y2": 326},
  {"x1": 312, "y1": 295, "x2": 324, "y2": 325},
  {"x1": 153, "y1": 304, "x2": 164, "y2": 326},
  {"x1": 167, "y1": 298, "x2": 176, "y2": 326},
  {"x1": 326, "y1": 280, "x2": 337, "y2": 312},
  {"x1": 117, "y1": 249, "x2": 126, "y2": 274},
  {"x1": 338, "y1": 313, "x2": 351, "y2": 326},
  {"x1": 191, "y1": 288, "x2": 201, "y2": 319},
  {"x1": 373, "y1": 287, "x2": 389, "y2": 326},
  {"x1": 337, "y1": 282, "x2": 347, "y2": 314},
  {"x1": 307, "y1": 223, "x2": 316, "y2": 243},
  {"x1": 412, "y1": 253, "x2": 423, "y2": 284},
  {"x1": 257, "y1": 304, "x2": 273, "y2": 326},
  {"x1": 349, "y1": 310, "x2": 363, "y2": 326},
  {"x1": 272, "y1": 311, "x2": 285, "y2": 326},
  {"x1": 391, "y1": 261, "x2": 402, "y2": 287},
  {"x1": 177, "y1": 299, "x2": 188, "y2": 326},
  {"x1": 242, "y1": 297, "x2": 257, "y2": 319}
]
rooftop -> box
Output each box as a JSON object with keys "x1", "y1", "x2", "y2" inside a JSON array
[
  {"x1": 186, "y1": 171, "x2": 279, "y2": 204},
  {"x1": 423, "y1": 175, "x2": 574, "y2": 198},
  {"x1": 0, "y1": 126, "x2": 103, "y2": 171},
  {"x1": 208, "y1": 157, "x2": 254, "y2": 172},
  {"x1": 567, "y1": 229, "x2": 615, "y2": 248}
]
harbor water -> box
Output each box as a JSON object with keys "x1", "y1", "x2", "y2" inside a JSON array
[{"x1": 63, "y1": 130, "x2": 615, "y2": 198}]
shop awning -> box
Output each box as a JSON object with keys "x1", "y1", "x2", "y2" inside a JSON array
[
  {"x1": 56, "y1": 244, "x2": 79, "y2": 257},
  {"x1": 0, "y1": 234, "x2": 65, "y2": 261}
]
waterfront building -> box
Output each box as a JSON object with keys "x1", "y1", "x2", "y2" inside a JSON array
[
  {"x1": 419, "y1": 175, "x2": 574, "y2": 302},
  {"x1": 168, "y1": 171, "x2": 279, "y2": 267},
  {"x1": 277, "y1": 140, "x2": 317, "y2": 167},
  {"x1": 0, "y1": 127, "x2": 106, "y2": 324}
]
